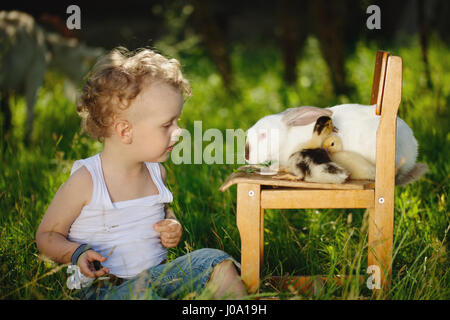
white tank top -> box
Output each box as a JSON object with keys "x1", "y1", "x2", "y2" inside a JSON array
[{"x1": 67, "y1": 153, "x2": 173, "y2": 279}]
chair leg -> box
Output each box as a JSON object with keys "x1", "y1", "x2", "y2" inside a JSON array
[
  {"x1": 368, "y1": 203, "x2": 394, "y2": 297},
  {"x1": 236, "y1": 183, "x2": 261, "y2": 293},
  {"x1": 260, "y1": 208, "x2": 265, "y2": 268}
]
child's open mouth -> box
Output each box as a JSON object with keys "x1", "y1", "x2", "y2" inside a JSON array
[{"x1": 167, "y1": 142, "x2": 178, "y2": 151}]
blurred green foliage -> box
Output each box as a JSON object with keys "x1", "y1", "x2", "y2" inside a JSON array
[{"x1": 0, "y1": 33, "x2": 448, "y2": 299}]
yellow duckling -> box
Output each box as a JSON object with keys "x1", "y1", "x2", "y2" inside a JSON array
[
  {"x1": 274, "y1": 116, "x2": 348, "y2": 183},
  {"x1": 300, "y1": 115, "x2": 338, "y2": 149},
  {"x1": 277, "y1": 115, "x2": 336, "y2": 175},
  {"x1": 322, "y1": 135, "x2": 376, "y2": 180}
]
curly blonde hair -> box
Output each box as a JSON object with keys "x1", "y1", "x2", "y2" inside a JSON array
[{"x1": 76, "y1": 47, "x2": 191, "y2": 141}]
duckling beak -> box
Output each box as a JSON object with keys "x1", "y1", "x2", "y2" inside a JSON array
[{"x1": 332, "y1": 126, "x2": 339, "y2": 133}]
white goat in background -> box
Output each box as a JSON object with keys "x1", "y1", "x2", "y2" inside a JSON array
[{"x1": 0, "y1": 10, "x2": 104, "y2": 143}]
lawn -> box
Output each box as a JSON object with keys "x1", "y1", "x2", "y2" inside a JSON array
[{"x1": 0, "y1": 35, "x2": 448, "y2": 299}]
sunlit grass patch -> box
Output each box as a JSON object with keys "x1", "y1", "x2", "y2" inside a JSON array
[{"x1": 1, "y1": 35, "x2": 448, "y2": 299}]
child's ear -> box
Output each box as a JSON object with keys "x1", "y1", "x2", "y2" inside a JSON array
[{"x1": 113, "y1": 120, "x2": 133, "y2": 144}]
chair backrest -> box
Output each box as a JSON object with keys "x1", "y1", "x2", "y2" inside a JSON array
[
  {"x1": 370, "y1": 50, "x2": 402, "y2": 120},
  {"x1": 370, "y1": 51, "x2": 389, "y2": 115},
  {"x1": 371, "y1": 50, "x2": 402, "y2": 206}
]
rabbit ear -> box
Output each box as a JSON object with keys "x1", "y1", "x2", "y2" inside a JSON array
[{"x1": 282, "y1": 106, "x2": 333, "y2": 127}]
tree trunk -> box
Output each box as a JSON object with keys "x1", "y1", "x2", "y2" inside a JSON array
[
  {"x1": 190, "y1": 0, "x2": 233, "y2": 91},
  {"x1": 310, "y1": 0, "x2": 350, "y2": 95},
  {"x1": 418, "y1": 0, "x2": 433, "y2": 89},
  {"x1": 277, "y1": 0, "x2": 301, "y2": 86}
]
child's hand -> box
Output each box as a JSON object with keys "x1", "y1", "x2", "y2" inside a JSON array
[
  {"x1": 77, "y1": 250, "x2": 110, "y2": 278},
  {"x1": 153, "y1": 219, "x2": 182, "y2": 248}
]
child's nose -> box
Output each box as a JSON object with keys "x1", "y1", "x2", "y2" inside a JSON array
[{"x1": 171, "y1": 127, "x2": 182, "y2": 141}]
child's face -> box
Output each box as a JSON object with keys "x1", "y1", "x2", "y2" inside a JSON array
[{"x1": 126, "y1": 80, "x2": 184, "y2": 162}]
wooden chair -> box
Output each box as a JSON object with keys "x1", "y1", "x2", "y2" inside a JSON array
[{"x1": 219, "y1": 51, "x2": 402, "y2": 297}]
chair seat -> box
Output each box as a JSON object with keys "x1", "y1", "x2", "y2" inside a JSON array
[{"x1": 219, "y1": 170, "x2": 375, "y2": 192}]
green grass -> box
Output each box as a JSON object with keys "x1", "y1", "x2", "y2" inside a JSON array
[{"x1": 0, "y1": 34, "x2": 449, "y2": 300}]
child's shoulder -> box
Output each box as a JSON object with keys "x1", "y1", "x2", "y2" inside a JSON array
[
  {"x1": 69, "y1": 164, "x2": 92, "y2": 183},
  {"x1": 37, "y1": 164, "x2": 93, "y2": 238},
  {"x1": 63, "y1": 165, "x2": 93, "y2": 207}
]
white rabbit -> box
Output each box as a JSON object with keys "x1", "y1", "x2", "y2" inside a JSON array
[
  {"x1": 245, "y1": 104, "x2": 427, "y2": 185},
  {"x1": 245, "y1": 106, "x2": 332, "y2": 172},
  {"x1": 327, "y1": 104, "x2": 418, "y2": 180}
]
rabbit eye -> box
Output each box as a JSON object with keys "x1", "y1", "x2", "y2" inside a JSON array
[{"x1": 259, "y1": 132, "x2": 266, "y2": 140}]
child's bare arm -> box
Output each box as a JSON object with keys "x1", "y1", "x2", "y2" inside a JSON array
[
  {"x1": 36, "y1": 167, "x2": 91, "y2": 263},
  {"x1": 36, "y1": 167, "x2": 109, "y2": 277}
]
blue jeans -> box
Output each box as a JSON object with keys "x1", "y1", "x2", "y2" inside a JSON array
[{"x1": 76, "y1": 248, "x2": 239, "y2": 300}]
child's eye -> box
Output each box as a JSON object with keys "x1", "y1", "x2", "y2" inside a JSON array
[{"x1": 163, "y1": 117, "x2": 180, "y2": 128}]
